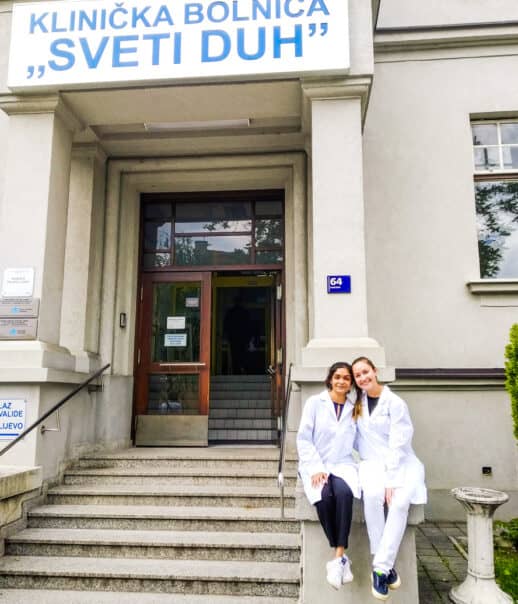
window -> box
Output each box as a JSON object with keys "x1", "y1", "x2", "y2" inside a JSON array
[
  {"x1": 471, "y1": 121, "x2": 518, "y2": 278},
  {"x1": 141, "y1": 192, "x2": 284, "y2": 269}
]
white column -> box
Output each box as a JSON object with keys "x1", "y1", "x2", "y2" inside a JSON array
[
  {"x1": 60, "y1": 144, "x2": 107, "y2": 372},
  {"x1": 0, "y1": 94, "x2": 80, "y2": 371},
  {"x1": 300, "y1": 82, "x2": 387, "y2": 371}
]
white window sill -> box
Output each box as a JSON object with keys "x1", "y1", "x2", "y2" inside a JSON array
[{"x1": 467, "y1": 279, "x2": 518, "y2": 294}]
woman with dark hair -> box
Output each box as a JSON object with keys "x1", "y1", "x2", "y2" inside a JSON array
[
  {"x1": 297, "y1": 362, "x2": 360, "y2": 590},
  {"x1": 351, "y1": 356, "x2": 427, "y2": 601}
]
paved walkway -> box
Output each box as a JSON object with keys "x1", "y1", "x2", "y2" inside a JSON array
[{"x1": 416, "y1": 522, "x2": 468, "y2": 603}]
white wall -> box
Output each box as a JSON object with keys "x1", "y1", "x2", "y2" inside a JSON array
[
  {"x1": 378, "y1": 0, "x2": 518, "y2": 28},
  {"x1": 364, "y1": 52, "x2": 518, "y2": 368}
]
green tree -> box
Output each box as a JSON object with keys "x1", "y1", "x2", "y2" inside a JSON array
[{"x1": 504, "y1": 323, "x2": 518, "y2": 441}]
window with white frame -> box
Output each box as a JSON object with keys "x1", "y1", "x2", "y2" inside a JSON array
[{"x1": 471, "y1": 120, "x2": 518, "y2": 278}]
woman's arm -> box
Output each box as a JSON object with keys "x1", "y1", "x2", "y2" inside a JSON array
[
  {"x1": 385, "y1": 395, "x2": 414, "y2": 487},
  {"x1": 296, "y1": 397, "x2": 327, "y2": 478}
]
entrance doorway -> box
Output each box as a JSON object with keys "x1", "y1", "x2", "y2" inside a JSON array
[{"x1": 133, "y1": 192, "x2": 284, "y2": 446}]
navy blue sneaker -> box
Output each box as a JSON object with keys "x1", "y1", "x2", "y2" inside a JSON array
[
  {"x1": 387, "y1": 568, "x2": 401, "y2": 590},
  {"x1": 371, "y1": 570, "x2": 389, "y2": 600}
]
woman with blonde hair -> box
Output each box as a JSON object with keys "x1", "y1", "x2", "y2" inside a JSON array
[
  {"x1": 297, "y1": 362, "x2": 360, "y2": 590},
  {"x1": 351, "y1": 356, "x2": 427, "y2": 601}
]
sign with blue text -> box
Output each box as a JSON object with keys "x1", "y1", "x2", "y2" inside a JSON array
[
  {"x1": 327, "y1": 275, "x2": 351, "y2": 294},
  {"x1": 0, "y1": 399, "x2": 26, "y2": 441},
  {"x1": 8, "y1": 0, "x2": 350, "y2": 91}
]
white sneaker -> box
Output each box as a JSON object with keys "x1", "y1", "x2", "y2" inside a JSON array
[
  {"x1": 326, "y1": 556, "x2": 353, "y2": 589},
  {"x1": 342, "y1": 556, "x2": 354, "y2": 584},
  {"x1": 326, "y1": 557, "x2": 344, "y2": 590}
]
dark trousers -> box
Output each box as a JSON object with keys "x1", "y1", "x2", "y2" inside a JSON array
[{"x1": 314, "y1": 474, "x2": 354, "y2": 549}]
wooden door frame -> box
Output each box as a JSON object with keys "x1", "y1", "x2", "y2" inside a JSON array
[{"x1": 134, "y1": 271, "x2": 212, "y2": 417}]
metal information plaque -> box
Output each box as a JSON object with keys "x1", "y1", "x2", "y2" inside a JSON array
[
  {"x1": 0, "y1": 318, "x2": 38, "y2": 339},
  {"x1": 0, "y1": 298, "x2": 39, "y2": 318}
]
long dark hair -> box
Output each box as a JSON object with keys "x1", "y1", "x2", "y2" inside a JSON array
[
  {"x1": 351, "y1": 356, "x2": 377, "y2": 420},
  {"x1": 325, "y1": 361, "x2": 352, "y2": 390}
]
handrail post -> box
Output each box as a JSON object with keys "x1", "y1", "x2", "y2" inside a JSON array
[{"x1": 278, "y1": 363, "x2": 293, "y2": 519}]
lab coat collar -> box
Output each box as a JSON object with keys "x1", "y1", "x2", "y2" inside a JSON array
[
  {"x1": 361, "y1": 384, "x2": 392, "y2": 418},
  {"x1": 319, "y1": 389, "x2": 354, "y2": 421}
]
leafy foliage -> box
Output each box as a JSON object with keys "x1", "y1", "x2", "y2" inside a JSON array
[{"x1": 504, "y1": 324, "x2": 518, "y2": 441}]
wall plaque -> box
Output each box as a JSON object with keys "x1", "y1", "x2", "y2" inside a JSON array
[
  {"x1": 0, "y1": 298, "x2": 39, "y2": 318},
  {"x1": 0, "y1": 318, "x2": 38, "y2": 339}
]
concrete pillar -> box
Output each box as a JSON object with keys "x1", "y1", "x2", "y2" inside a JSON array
[
  {"x1": 450, "y1": 487, "x2": 512, "y2": 604},
  {"x1": 0, "y1": 94, "x2": 81, "y2": 371},
  {"x1": 299, "y1": 81, "x2": 387, "y2": 371},
  {"x1": 60, "y1": 144, "x2": 107, "y2": 372}
]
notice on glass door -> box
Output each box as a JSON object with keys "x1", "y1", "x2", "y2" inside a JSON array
[
  {"x1": 164, "y1": 333, "x2": 187, "y2": 347},
  {"x1": 167, "y1": 316, "x2": 186, "y2": 330}
]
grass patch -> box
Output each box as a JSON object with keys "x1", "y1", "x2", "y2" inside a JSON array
[{"x1": 495, "y1": 519, "x2": 518, "y2": 602}]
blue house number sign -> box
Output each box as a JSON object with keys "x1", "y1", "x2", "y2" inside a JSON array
[{"x1": 327, "y1": 275, "x2": 351, "y2": 294}]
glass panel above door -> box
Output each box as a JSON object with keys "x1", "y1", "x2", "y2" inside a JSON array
[{"x1": 141, "y1": 192, "x2": 284, "y2": 268}]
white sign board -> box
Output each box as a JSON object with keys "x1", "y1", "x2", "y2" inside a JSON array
[
  {"x1": 185, "y1": 297, "x2": 199, "y2": 308},
  {"x1": 164, "y1": 333, "x2": 187, "y2": 347},
  {"x1": 7, "y1": 0, "x2": 350, "y2": 91},
  {"x1": 1, "y1": 268, "x2": 34, "y2": 298},
  {"x1": 0, "y1": 399, "x2": 26, "y2": 440},
  {"x1": 167, "y1": 316, "x2": 186, "y2": 330}
]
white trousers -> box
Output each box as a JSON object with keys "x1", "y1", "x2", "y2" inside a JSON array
[{"x1": 359, "y1": 461, "x2": 413, "y2": 574}]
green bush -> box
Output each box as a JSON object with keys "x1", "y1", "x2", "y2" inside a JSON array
[
  {"x1": 504, "y1": 323, "x2": 518, "y2": 441},
  {"x1": 494, "y1": 519, "x2": 518, "y2": 601}
]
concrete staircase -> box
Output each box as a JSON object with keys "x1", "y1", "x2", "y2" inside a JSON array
[
  {"x1": 208, "y1": 376, "x2": 277, "y2": 443},
  {"x1": 0, "y1": 447, "x2": 300, "y2": 603}
]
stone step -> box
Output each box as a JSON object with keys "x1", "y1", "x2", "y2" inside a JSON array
[
  {"x1": 0, "y1": 591, "x2": 298, "y2": 604},
  {"x1": 76, "y1": 447, "x2": 297, "y2": 471},
  {"x1": 208, "y1": 430, "x2": 277, "y2": 442},
  {"x1": 28, "y1": 505, "x2": 299, "y2": 533},
  {"x1": 211, "y1": 376, "x2": 271, "y2": 383},
  {"x1": 0, "y1": 556, "x2": 300, "y2": 597},
  {"x1": 63, "y1": 468, "x2": 296, "y2": 488},
  {"x1": 46, "y1": 485, "x2": 295, "y2": 508},
  {"x1": 208, "y1": 418, "x2": 277, "y2": 430},
  {"x1": 209, "y1": 399, "x2": 272, "y2": 410},
  {"x1": 210, "y1": 390, "x2": 271, "y2": 400},
  {"x1": 209, "y1": 408, "x2": 274, "y2": 419},
  {"x1": 7, "y1": 529, "x2": 300, "y2": 562}
]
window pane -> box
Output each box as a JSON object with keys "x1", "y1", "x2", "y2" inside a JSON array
[
  {"x1": 147, "y1": 374, "x2": 199, "y2": 415},
  {"x1": 175, "y1": 202, "x2": 252, "y2": 233},
  {"x1": 175, "y1": 236, "x2": 252, "y2": 265},
  {"x1": 472, "y1": 124, "x2": 498, "y2": 146},
  {"x1": 144, "y1": 221, "x2": 171, "y2": 250},
  {"x1": 151, "y1": 282, "x2": 201, "y2": 363},
  {"x1": 256, "y1": 249, "x2": 283, "y2": 264},
  {"x1": 255, "y1": 200, "x2": 283, "y2": 216},
  {"x1": 475, "y1": 181, "x2": 518, "y2": 278},
  {"x1": 255, "y1": 219, "x2": 283, "y2": 248},
  {"x1": 144, "y1": 203, "x2": 172, "y2": 219},
  {"x1": 502, "y1": 146, "x2": 518, "y2": 170},
  {"x1": 474, "y1": 147, "x2": 500, "y2": 171},
  {"x1": 501, "y1": 123, "x2": 518, "y2": 144},
  {"x1": 143, "y1": 253, "x2": 171, "y2": 268}
]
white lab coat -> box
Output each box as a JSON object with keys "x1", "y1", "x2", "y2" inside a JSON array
[
  {"x1": 356, "y1": 385, "x2": 427, "y2": 504},
  {"x1": 297, "y1": 389, "x2": 360, "y2": 504}
]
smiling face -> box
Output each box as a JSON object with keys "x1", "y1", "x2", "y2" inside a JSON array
[
  {"x1": 352, "y1": 359, "x2": 381, "y2": 396},
  {"x1": 329, "y1": 366, "x2": 352, "y2": 400}
]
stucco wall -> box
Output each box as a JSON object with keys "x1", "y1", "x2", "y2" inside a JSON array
[
  {"x1": 364, "y1": 52, "x2": 518, "y2": 368},
  {"x1": 378, "y1": 0, "x2": 518, "y2": 28},
  {"x1": 0, "y1": 4, "x2": 10, "y2": 93}
]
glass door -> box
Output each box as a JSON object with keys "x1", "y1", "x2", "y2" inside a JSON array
[{"x1": 135, "y1": 272, "x2": 211, "y2": 418}]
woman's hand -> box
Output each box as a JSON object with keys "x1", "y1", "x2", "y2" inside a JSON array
[
  {"x1": 311, "y1": 472, "x2": 328, "y2": 488},
  {"x1": 385, "y1": 487, "x2": 394, "y2": 506}
]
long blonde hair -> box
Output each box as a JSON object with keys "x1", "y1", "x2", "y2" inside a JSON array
[{"x1": 351, "y1": 356, "x2": 378, "y2": 420}]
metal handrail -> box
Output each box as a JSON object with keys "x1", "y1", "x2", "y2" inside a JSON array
[
  {"x1": 278, "y1": 362, "x2": 293, "y2": 519},
  {"x1": 0, "y1": 363, "x2": 110, "y2": 457}
]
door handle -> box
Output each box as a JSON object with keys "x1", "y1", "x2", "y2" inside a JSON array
[{"x1": 266, "y1": 365, "x2": 276, "y2": 377}]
